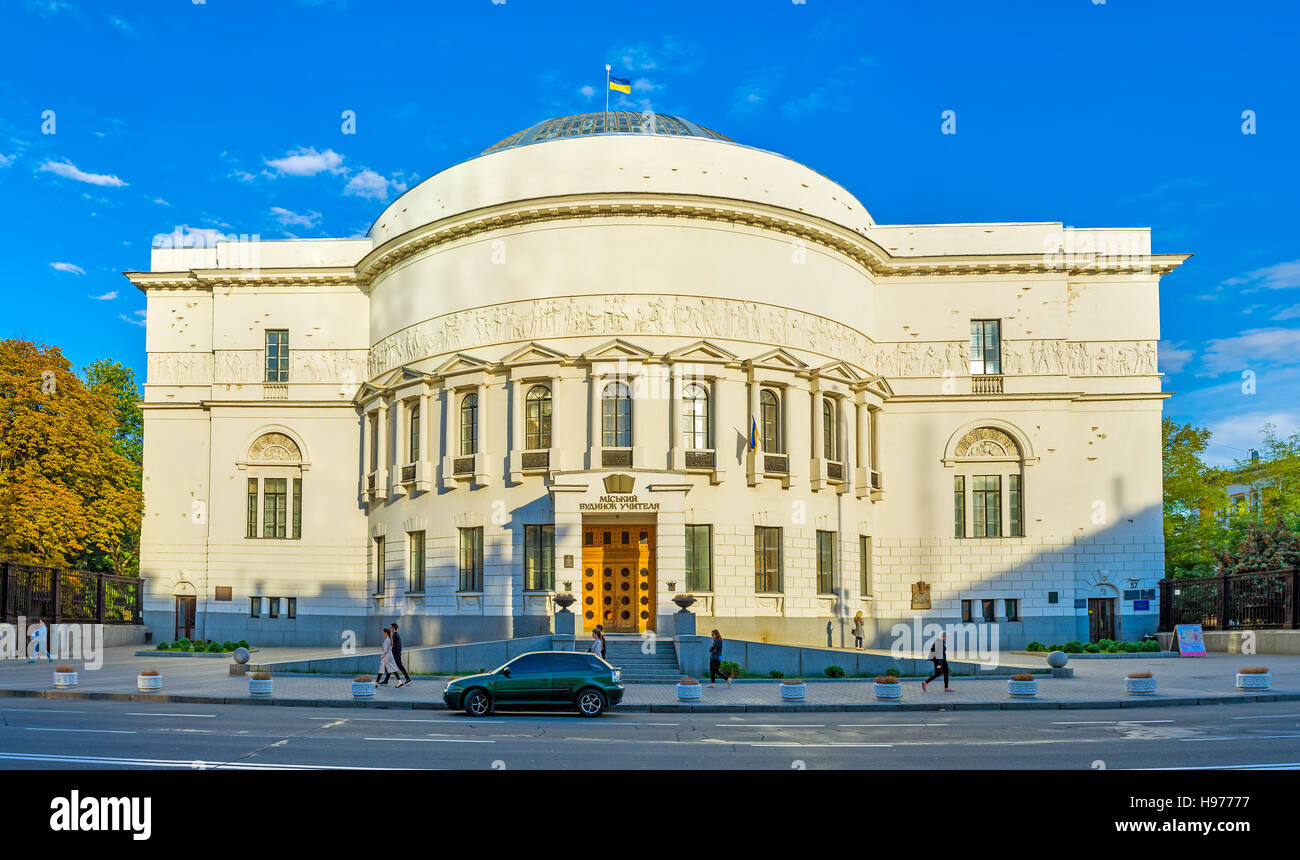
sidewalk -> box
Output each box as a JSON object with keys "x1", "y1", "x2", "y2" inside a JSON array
[{"x1": 0, "y1": 646, "x2": 1297, "y2": 712}]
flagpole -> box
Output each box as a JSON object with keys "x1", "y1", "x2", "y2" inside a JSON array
[{"x1": 605, "y1": 63, "x2": 611, "y2": 124}]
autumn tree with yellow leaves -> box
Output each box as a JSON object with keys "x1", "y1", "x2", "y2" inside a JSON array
[{"x1": 0, "y1": 339, "x2": 143, "y2": 575}]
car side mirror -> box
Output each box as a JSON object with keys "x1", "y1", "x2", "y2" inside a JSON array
[{"x1": 500, "y1": 667, "x2": 511, "y2": 677}]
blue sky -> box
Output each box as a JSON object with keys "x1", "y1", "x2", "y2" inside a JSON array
[{"x1": 2, "y1": 0, "x2": 1297, "y2": 465}]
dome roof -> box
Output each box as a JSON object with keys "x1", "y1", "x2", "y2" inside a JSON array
[{"x1": 482, "y1": 111, "x2": 732, "y2": 154}]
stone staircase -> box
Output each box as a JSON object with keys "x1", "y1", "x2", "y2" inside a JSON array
[{"x1": 600, "y1": 634, "x2": 681, "y2": 684}]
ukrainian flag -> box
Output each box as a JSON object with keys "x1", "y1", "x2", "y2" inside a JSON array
[{"x1": 609, "y1": 75, "x2": 632, "y2": 94}]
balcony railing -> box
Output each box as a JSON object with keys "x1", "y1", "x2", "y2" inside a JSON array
[
  {"x1": 366, "y1": 473, "x2": 376, "y2": 491},
  {"x1": 972, "y1": 375, "x2": 1004, "y2": 395},
  {"x1": 401, "y1": 464, "x2": 416, "y2": 483},
  {"x1": 870, "y1": 469, "x2": 882, "y2": 490},
  {"x1": 826, "y1": 460, "x2": 844, "y2": 481},
  {"x1": 264, "y1": 383, "x2": 288, "y2": 400}
]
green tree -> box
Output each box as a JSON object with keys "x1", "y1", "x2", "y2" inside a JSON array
[
  {"x1": 83, "y1": 359, "x2": 143, "y2": 467},
  {"x1": 1162, "y1": 417, "x2": 1227, "y2": 577},
  {"x1": 0, "y1": 339, "x2": 143, "y2": 575},
  {"x1": 1214, "y1": 519, "x2": 1300, "y2": 574}
]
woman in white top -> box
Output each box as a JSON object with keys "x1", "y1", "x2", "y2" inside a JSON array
[
  {"x1": 377, "y1": 628, "x2": 400, "y2": 686},
  {"x1": 587, "y1": 630, "x2": 603, "y2": 658}
]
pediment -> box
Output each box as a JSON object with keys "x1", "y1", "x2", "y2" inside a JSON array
[
  {"x1": 666, "y1": 340, "x2": 738, "y2": 363},
  {"x1": 582, "y1": 338, "x2": 655, "y2": 361},
  {"x1": 434, "y1": 353, "x2": 491, "y2": 376},
  {"x1": 501, "y1": 341, "x2": 570, "y2": 365},
  {"x1": 746, "y1": 347, "x2": 808, "y2": 371},
  {"x1": 815, "y1": 360, "x2": 863, "y2": 385}
]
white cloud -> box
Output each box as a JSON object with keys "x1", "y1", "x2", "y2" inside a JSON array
[
  {"x1": 782, "y1": 88, "x2": 830, "y2": 119},
  {"x1": 1203, "y1": 410, "x2": 1300, "y2": 467},
  {"x1": 1157, "y1": 340, "x2": 1194, "y2": 373},
  {"x1": 109, "y1": 15, "x2": 134, "y2": 35},
  {"x1": 49, "y1": 261, "x2": 86, "y2": 275},
  {"x1": 270, "y1": 206, "x2": 321, "y2": 228},
  {"x1": 1221, "y1": 259, "x2": 1300, "y2": 292},
  {"x1": 90, "y1": 291, "x2": 118, "y2": 301},
  {"x1": 39, "y1": 159, "x2": 128, "y2": 187},
  {"x1": 579, "y1": 84, "x2": 595, "y2": 99},
  {"x1": 1200, "y1": 326, "x2": 1300, "y2": 375},
  {"x1": 119, "y1": 309, "x2": 147, "y2": 327},
  {"x1": 0, "y1": 153, "x2": 13, "y2": 168},
  {"x1": 265, "y1": 146, "x2": 344, "y2": 176},
  {"x1": 345, "y1": 169, "x2": 392, "y2": 200},
  {"x1": 1272, "y1": 304, "x2": 1300, "y2": 321},
  {"x1": 153, "y1": 196, "x2": 170, "y2": 206}
]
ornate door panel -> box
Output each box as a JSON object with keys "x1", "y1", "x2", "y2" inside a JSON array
[{"x1": 581, "y1": 525, "x2": 655, "y2": 633}]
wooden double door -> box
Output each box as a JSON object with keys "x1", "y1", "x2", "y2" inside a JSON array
[{"x1": 581, "y1": 524, "x2": 655, "y2": 633}]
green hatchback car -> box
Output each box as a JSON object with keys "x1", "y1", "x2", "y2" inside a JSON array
[{"x1": 443, "y1": 651, "x2": 624, "y2": 717}]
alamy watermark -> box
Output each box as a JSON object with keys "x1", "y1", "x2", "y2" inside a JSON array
[{"x1": 0, "y1": 617, "x2": 105, "y2": 670}]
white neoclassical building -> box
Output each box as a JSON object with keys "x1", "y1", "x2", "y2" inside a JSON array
[{"x1": 129, "y1": 111, "x2": 1185, "y2": 648}]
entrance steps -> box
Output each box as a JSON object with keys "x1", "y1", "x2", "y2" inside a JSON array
[{"x1": 598, "y1": 635, "x2": 681, "y2": 683}]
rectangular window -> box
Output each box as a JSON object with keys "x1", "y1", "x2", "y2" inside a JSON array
[
  {"x1": 268, "y1": 597, "x2": 281, "y2": 619},
  {"x1": 286, "y1": 597, "x2": 297, "y2": 619},
  {"x1": 265, "y1": 329, "x2": 289, "y2": 382},
  {"x1": 246, "y1": 478, "x2": 258, "y2": 538},
  {"x1": 524, "y1": 525, "x2": 554, "y2": 591},
  {"x1": 374, "y1": 537, "x2": 385, "y2": 594},
  {"x1": 1005, "y1": 598, "x2": 1020, "y2": 622},
  {"x1": 859, "y1": 535, "x2": 873, "y2": 597},
  {"x1": 408, "y1": 531, "x2": 426, "y2": 593},
  {"x1": 369, "y1": 414, "x2": 379, "y2": 473},
  {"x1": 685, "y1": 525, "x2": 713, "y2": 591},
  {"x1": 263, "y1": 478, "x2": 287, "y2": 539},
  {"x1": 459, "y1": 527, "x2": 484, "y2": 592},
  {"x1": 816, "y1": 530, "x2": 835, "y2": 595},
  {"x1": 754, "y1": 526, "x2": 783, "y2": 593},
  {"x1": 953, "y1": 475, "x2": 965, "y2": 538},
  {"x1": 960, "y1": 599, "x2": 971, "y2": 623},
  {"x1": 1008, "y1": 474, "x2": 1023, "y2": 537},
  {"x1": 969, "y1": 319, "x2": 1001, "y2": 376},
  {"x1": 981, "y1": 599, "x2": 996, "y2": 623},
  {"x1": 972, "y1": 475, "x2": 1002, "y2": 538},
  {"x1": 249, "y1": 596, "x2": 261, "y2": 618},
  {"x1": 292, "y1": 477, "x2": 302, "y2": 540}
]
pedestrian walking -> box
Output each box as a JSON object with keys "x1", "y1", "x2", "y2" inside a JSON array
[
  {"x1": 595, "y1": 623, "x2": 607, "y2": 659},
  {"x1": 377, "y1": 627, "x2": 398, "y2": 685},
  {"x1": 852, "y1": 611, "x2": 865, "y2": 650},
  {"x1": 708, "y1": 629, "x2": 731, "y2": 686},
  {"x1": 922, "y1": 631, "x2": 954, "y2": 692},
  {"x1": 27, "y1": 618, "x2": 52, "y2": 663},
  {"x1": 587, "y1": 629, "x2": 603, "y2": 657},
  {"x1": 389, "y1": 622, "x2": 411, "y2": 687}
]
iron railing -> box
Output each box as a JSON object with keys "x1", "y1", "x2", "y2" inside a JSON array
[
  {"x1": 1159, "y1": 567, "x2": 1299, "y2": 631},
  {"x1": 1, "y1": 561, "x2": 142, "y2": 624}
]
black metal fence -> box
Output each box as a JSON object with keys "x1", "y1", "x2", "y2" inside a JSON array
[
  {"x1": 0, "y1": 560, "x2": 142, "y2": 625},
  {"x1": 1159, "y1": 567, "x2": 1299, "y2": 631}
]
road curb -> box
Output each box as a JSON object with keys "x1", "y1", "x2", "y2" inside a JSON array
[{"x1": 3, "y1": 687, "x2": 1299, "y2": 713}]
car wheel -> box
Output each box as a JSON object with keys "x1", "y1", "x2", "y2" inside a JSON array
[
  {"x1": 576, "y1": 688, "x2": 606, "y2": 718},
  {"x1": 463, "y1": 688, "x2": 493, "y2": 717}
]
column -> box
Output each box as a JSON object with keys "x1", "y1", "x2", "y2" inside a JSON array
[
  {"x1": 441, "y1": 387, "x2": 456, "y2": 490},
  {"x1": 375, "y1": 399, "x2": 389, "y2": 498},
  {"x1": 417, "y1": 388, "x2": 432, "y2": 491},
  {"x1": 668, "y1": 363, "x2": 681, "y2": 470},
  {"x1": 854, "y1": 399, "x2": 870, "y2": 499},
  {"x1": 746, "y1": 377, "x2": 760, "y2": 485},
  {"x1": 588, "y1": 372, "x2": 600, "y2": 469},
  {"x1": 360, "y1": 407, "x2": 372, "y2": 496},
  {"x1": 812, "y1": 387, "x2": 824, "y2": 462}
]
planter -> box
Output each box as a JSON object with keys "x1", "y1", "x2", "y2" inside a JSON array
[
  {"x1": 52, "y1": 671, "x2": 78, "y2": 688},
  {"x1": 873, "y1": 682, "x2": 902, "y2": 700},
  {"x1": 1007, "y1": 679, "x2": 1038, "y2": 697},
  {"x1": 1236, "y1": 672, "x2": 1271, "y2": 691},
  {"x1": 780, "y1": 682, "x2": 807, "y2": 701},
  {"x1": 676, "y1": 682, "x2": 702, "y2": 701},
  {"x1": 137, "y1": 674, "x2": 163, "y2": 693},
  {"x1": 352, "y1": 679, "x2": 376, "y2": 698},
  {"x1": 1124, "y1": 676, "x2": 1157, "y2": 695},
  {"x1": 248, "y1": 677, "x2": 273, "y2": 696}
]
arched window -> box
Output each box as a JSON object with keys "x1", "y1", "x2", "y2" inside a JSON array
[
  {"x1": 951, "y1": 426, "x2": 1025, "y2": 539},
  {"x1": 408, "y1": 402, "x2": 420, "y2": 462},
  {"x1": 244, "y1": 432, "x2": 304, "y2": 541},
  {"x1": 682, "y1": 382, "x2": 710, "y2": 450},
  {"x1": 822, "y1": 398, "x2": 836, "y2": 460},
  {"x1": 525, "y1": 384, "x2": 552, "y2": 450},
  {"x1": 459, "y1": 392, "x2": 478, "y2": 456},
  {"x1": 759, "y1": 388, "x2": 782, "y2": 453},
  {"x1": 602, "y1": 381, "x2": 631, "y2": 448}
]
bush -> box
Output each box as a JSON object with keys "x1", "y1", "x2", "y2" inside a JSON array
[
  {"x1": 236, "y1": 640, "x2": 250, "y2": 649},
  {"x1": 1141, "y1": 640, "x2": 1162, "y2": 652},
  {"x1": 176, "y1": 638, "x2": 192, "y2": 649},
  {"x1": 55, "y1": 665, "x2": 76, "y2": 673},
  {"x1": 1010, "y1": 673, "x2": 1036, "y2": 682},
  {"x1": 1084, "y1": 643, "x2": 1101, "y2": 653},
  {"x1": 156, "y1": 642, "x2": 170, "y2": 651},
  {"x1": 1239, "y1": 666, "x2": 1269, "y2": 674},
  {"x1": 222, "y1": 641, "x2": 236, "y2": 652},
  {"x1": 1025, "y1": 641, "x2": 1047, "y2": 652},
  {"x1": 1062, "y1": 641, "x2": 1083, "y2": 653},
  {"x1": 719, "y1": 660, "x2": 741, "y2": 678},
  {"x1": 1048, "y1": 644, "x2": 1064, "y2": 652},
  {"x1": 1120, "y1": 641, "x2": 1140, "y2": 653},
  {"x1": 1127, "y1": 671, "x2": 1153, "y2": 679},
  {"x1": 885, "y1": 667, "x2": 901, "y2": 677},
  {"x1": 1097, "y1": 638, "x2": 1115, "y2": 650},
  {"x1": 824, "y1": 665, "x2": 846, "y2": 678},
  {"x1": 207, "y1": 641, "x2": 225, "y2": 653},
  {"x1": 874, "y1": 675, "x2": 900, "y2": 684},
  {"x1": 768, "y1": 670, "x2": 785, "y2": 678}
]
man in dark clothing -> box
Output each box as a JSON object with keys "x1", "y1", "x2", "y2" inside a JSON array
[
  {"x1": 708, "y1": 629, "x2": 731, "y2": 686},
  {"x1": 389, "y1": 623, "x2": 412, "y2": 687},
  {"x1": 922, "y1": 631, "x2": 953, "y2": 692}
]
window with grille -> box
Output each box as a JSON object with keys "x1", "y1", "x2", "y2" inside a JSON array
[
  {"x1": 526, "y1": 385, "x2": 552, "y2": 449},
  {"x1": 972, "y1": 475, "x2": 1002, "y2": 537},
  {"x1": 969, "y1": 320, "x2": 1001, "y2": 375},
  {"x1": 460, "y1": 392, "x2": 479, "y2": 456},
  {"x1": 816, "y1": 530, "x2": 835, "y2": 595},
  {"x1": 602, "y1": 381, "x2": 631, "y2": 447},
  {"x1": 759, "y1": 389, "x2": 781, "y2": 453},
  {"x1": 265, "y1": 329, "x2": 289, "y2": 382},
  {"x1": 682, "y1": 383, "x2": 710, "y2": 449},
  {"x1": 408, "y1": 531, "x2": 426, "y2": 593}
]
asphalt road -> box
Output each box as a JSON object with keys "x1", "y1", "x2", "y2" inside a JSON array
[{"x1": 2, "y1": 699, "x2": 1300, "y2": 770}]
